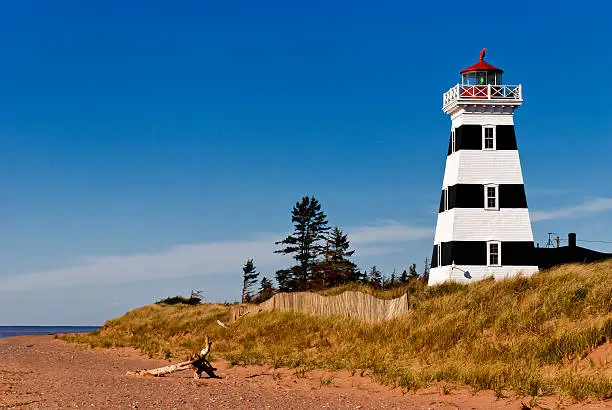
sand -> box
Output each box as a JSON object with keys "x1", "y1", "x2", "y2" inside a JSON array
[{"x1": 0, "y1": 335, "x2": 609, "y2": 409}]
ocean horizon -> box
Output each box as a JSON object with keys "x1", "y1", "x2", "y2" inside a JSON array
[{"x1": 0, "y1": 326, "x2": 100, "y2": 339}]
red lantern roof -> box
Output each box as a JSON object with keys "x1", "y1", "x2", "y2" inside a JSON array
[{"x1": 460, "y1": 48, "x2": 503, "y2": 74}]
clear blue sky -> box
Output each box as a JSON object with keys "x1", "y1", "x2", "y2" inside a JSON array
[{"x1": 1, "y1": 0, "x2": 611, "y2": 325}]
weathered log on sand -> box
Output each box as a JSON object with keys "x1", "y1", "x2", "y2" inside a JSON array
[{"x1": 126, "y1": 336, "x2": 218, "y2": 379}]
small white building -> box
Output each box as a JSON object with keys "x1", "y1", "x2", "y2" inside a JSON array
[{"x1": 428, "y1": 49, "x2": 539, "y2": 285}]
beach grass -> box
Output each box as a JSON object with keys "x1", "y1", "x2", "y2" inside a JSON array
[{"x1": 61, "y1": 260, "x2": 612, "y2": 399}]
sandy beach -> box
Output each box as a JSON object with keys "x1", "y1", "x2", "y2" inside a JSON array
[{"x1": 0, "y1": 335, "x2": 609, "y2": 409}]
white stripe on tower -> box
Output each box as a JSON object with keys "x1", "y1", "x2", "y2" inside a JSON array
[
  {"x1": 451, "y1": 110, "x2": 515, "y2": 128},
  {"x1": 442, "y1": 151, "x2": 525, "y2": 187},
  {"x1": 434, "y1": 209, "x2": 534, "y2": 243}
]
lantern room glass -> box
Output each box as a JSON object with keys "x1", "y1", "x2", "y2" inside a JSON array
[{"x1": 462, "y1": 71, "x2": 502, "y2": 85}]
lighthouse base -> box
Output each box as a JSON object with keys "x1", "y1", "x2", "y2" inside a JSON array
[{"x1": 428, "y1": 265, "x2": 539, "y2": 286}]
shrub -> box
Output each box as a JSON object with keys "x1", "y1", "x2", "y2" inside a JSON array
[{"x1": 156, "y1": 289, "x2": 203, "y2": 305}]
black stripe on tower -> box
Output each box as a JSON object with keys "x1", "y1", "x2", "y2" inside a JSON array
[
  {"x1": 431, "y1": 244, "x2": 438, "y2": 267},
  {"x1": 439, "y1": 184, "x2": 527, "y2": 212},
  {"x1": 431, "y1": 241, "x2": 535, "y2": 268},
  {"x1": 447, "y1": 125, "x2": 518, "y2": 155}
]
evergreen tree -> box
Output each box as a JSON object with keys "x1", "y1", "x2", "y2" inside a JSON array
[
  {"x1": 311, "y1": 227, "x2": 358, "y2": 288},
  {"x1": 349, "y1": 268, "x2": 365, "y2": 283},
  {"x1": 241, "y1": 259, "x2": 259, "y2": 303},
  {"x1": 275, "y1": 268, "x2": 295, "y2": 292},
  {"x1": 254, "y1": 276, "x2": 275, "y2": 303},
  {"x1": 421, "y1": 257, "x2": 430, "y2": 284},
  {"x1": 408, "y1": 263, "x2": 419, "y2": 280},
  {"x1": 354, "y1": 269, "x2": 369, "y2": 284},
  {"x1": 400, "y1": 269, "x2": 409, "y2": 283},
  {"x1": 368, "y1": 265, "x2": 382, "y2": 288},
  {"x1": 275, "y1": 196, "x2": 330, "y2": 290}
]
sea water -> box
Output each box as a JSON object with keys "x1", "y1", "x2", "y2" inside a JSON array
[{"x1": 0, "y1": 326, "x2": 100, "y2": 338}]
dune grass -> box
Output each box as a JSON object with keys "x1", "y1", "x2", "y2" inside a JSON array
[{"x1": 61, "y1": 261, "x2": 612, "y2": 399}]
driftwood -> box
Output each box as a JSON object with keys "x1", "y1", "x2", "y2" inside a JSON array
[{"x1": 126, "y1": 336, "x2": 218, "y2": 379}]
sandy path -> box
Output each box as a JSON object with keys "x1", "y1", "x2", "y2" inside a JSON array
[{"x1": 0, "y1": 336, "x2": 608, "y2": 409}]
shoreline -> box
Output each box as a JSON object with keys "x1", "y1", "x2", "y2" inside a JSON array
[
  {"x1": 1, "y1": 335, "x2": 609, "y2": 409},
  {"x1": 0, "y1": 326, "x2": 100, "y2": 339}
]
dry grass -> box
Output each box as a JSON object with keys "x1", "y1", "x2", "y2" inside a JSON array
[
  {"x1": 315, "y1": 280, "x2": 428, "y2": 300},
  {"x1": 61, "y1": 261, "x2": 612, "y2": 399}
]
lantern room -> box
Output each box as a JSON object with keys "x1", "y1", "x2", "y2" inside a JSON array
[
  {"x1": 460, "y1": 48, "x2": 503, "y2": 85},
  {"x1": 443, "y1": 48, "x2": 521, "y2": 112}
]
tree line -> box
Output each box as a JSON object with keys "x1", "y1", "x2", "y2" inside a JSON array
[{"x1": 241, "y1": 195, "x2": 429, "y2": 303}]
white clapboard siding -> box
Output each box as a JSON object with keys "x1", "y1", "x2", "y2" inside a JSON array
[
  {"x1": 434, "y1": 209, "x2": 534, "y2": 243},
  {"x1": 451, "y1": 111, "x2": 515, "y2": 128},
  {"x1": 429, "y1": 265, "x2": 539, "y2": 286},
  {"x1": 443, "y1": 151, "x2": 525, "y2": 187}
]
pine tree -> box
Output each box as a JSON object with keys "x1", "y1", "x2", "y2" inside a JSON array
[
  {"x1": 355, "y1": 269, "x2": 369, "y2": 284},
  {"x1": 275, "y1": 196, "x2": 330, "y2": 290},
  {"x1": 254, "y1": 276, "x2": 275, "y2": 303},
  {"x1": 408, "y1": 263, "x2": 419, "y2": 280},
  {"x1": 400, "y1": 269, "x2": 409, "y2": 283},
  {"x1": 311, "y1": 227, "x2": 358, "y2": 288},
  {"x1": 241, "y1": 259, "x2": 259, "y2": 303},
  {"x1": 329, "y1": 227, "x2": 355, "y2": 260},
  {"x1": 421, "y1": 257, "x2": 430, "y2": 284},
  {"x1": 275, "y1": 268, "x2": 295, "y2": 292},
  {"x1": 368, "y1": 265, "x2": 382, "y2": 288}
]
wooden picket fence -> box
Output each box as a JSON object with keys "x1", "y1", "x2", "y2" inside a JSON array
[{"x1": 230, "y1": 291, "x2": 410, "y2": 322}]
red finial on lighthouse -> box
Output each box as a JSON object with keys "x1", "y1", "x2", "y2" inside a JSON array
[
  {"x1": 460, "y1": 49, "x2": 503, "y2": 74},
  {"x1": 479, "y1": 48, "x2": 486, "y2": 61}
]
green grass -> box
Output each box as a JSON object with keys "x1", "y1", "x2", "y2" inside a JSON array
[{"x1": 61, "y1": 261, "x2": 612, "y2": 400}]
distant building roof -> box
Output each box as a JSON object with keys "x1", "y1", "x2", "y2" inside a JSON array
[{"x1": 535, "y1": 245, "x2": 612, "y2": 270}]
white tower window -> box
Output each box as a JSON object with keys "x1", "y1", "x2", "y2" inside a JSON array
[
  {"x1": 484, "y1": 184, "x2": 499, "y2": 210},
  {"x1": 451, "y1": 129, "x2": 456, "y2": 153},
  {"x1": 482, "y1": 126, "x2": 496, "y2": 150},
  {"x1": 487, "y1": 241, "x2": 501, "y2": 266}
]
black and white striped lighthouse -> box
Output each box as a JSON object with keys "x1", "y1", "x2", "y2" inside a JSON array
[{"x1": 429, "y1": 49, "x2": 538, "y2": 285}]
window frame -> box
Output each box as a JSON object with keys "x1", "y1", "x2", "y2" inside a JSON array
[
  {"x1": 484, "y1": 184, "x2": 499, "y2": 210},
  {"x1": 437, "y1": 244, "x2": 442, "y2": 267},
  {"x1": 487, "y1": 241, "x2": 501, "y2": 266},
  {"x1": 482, "y1": 126, "x2": 496, "y2": 150},
  {"x1": 443, "y1": 187, "x2": 449, "y2": 211},
  {"x1": 451, "y1": 128, "x2": 456, "y2": 153}
]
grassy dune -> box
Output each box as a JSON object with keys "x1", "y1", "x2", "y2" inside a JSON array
[{"x1": 62, "y1": 261, "x2": 612, "y2": 399}]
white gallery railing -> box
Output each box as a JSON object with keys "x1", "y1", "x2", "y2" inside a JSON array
[{"x1": 443, "y1": 84, "x2": 522, "y2": 107}]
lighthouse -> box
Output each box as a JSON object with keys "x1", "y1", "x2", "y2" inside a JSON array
[{"x1": 429, "y1": 49, "x2": 539, "y2": 285}]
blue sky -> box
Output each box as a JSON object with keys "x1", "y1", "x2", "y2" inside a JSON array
[{"x1": 0, "y1": 0, "x2": 611, "y2": 325}]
